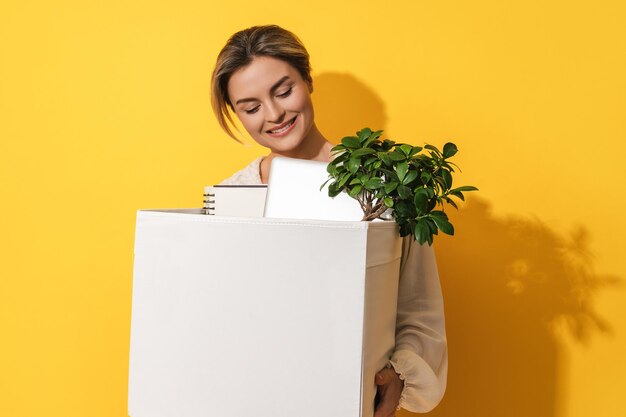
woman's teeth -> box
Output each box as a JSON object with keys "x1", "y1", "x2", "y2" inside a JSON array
[{"x1": 269, "y1": 118, "x2": 295, "y2": 134}]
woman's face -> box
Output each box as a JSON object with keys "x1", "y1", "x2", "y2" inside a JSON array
[{"x1": 227, "y1": 56, "x2": 315, "y2": 153}]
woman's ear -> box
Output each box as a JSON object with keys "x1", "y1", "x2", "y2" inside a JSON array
[{"x1": 307, "y1": 80, "x2": 314, "y2": 93}]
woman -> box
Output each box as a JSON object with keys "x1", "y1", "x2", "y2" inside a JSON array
[{"x1": 211, "y1": 25, "x2": 448, "y2": 416}]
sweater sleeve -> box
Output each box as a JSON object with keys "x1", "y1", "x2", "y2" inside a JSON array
[{"x1": 388, "y1": 236, "x2": 448, "y2": 413}]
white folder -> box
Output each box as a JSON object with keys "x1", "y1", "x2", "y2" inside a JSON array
[{"x1": 264, "y1": 156, "x2": 364, "y2": 221}]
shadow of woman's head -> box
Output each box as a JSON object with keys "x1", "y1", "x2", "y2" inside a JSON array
[{"x1": 312, "y1": 72, "x2": 388, "y2": 143}]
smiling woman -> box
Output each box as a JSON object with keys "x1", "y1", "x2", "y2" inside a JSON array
[
  {"x1": 226, "y1": 56, "x2": 329, "y2": 158},
  {"x1": 210, "y1": 25, "x2": 448, "y2": 416},
  {"x1": 211, "y1": 25, "x2": 334, "y2": 184}
]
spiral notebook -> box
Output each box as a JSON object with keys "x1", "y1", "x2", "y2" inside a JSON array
[{"x1": 203, "y1": 185, "x2": 268, "y2": 217}]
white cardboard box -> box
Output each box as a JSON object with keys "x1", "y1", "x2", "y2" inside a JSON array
[{"x1": 128, "y1": 209, "x2": 402, "y2": 417}]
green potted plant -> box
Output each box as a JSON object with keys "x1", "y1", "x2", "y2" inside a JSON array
[{"x1": 323, "y1": 128, "x2": 478, "y2": 245}]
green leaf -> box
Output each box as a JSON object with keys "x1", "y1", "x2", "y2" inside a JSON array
[
  {"x1": 414, "y1": 219, "x2": 431, "y2": 245},
  {"x1": 348, "y1": 185, "x2": 363, "y2": 198},
  {"x1": 383, "y1": 197, "x2": 394, "y2": 208},
  {"x1": 452, "y1": 185, "x2": 479, "y2": 192},
  {"x1": 358, "y1": 128, "x2": 373, "y2": 142},
  {"x1": 349, "y1": 178, "x2": 362, "y2": 185},
  {"x1": 395, "y1": 200, "x2": 412, "y2": 218},
  {"x1": 413, "y1": 188, "x2": 429, "y2": 214},
  {"x1": 378, "y1": 152, "x2": 392, "y2": 166},
  {"x1": 427, "y1": 197, "x2": 437, "y2": 212},
  {"x1": 446, "y1": 160, "x2": 461, "y2": 171},
  {"x1": 431, "y1": 215, "x2": 454, "y2": 235},
  {"x1": 424, "y1": 217, "x2": 438, "y2": 236},
  {"x1": 331, "y1": 153, "x2": 349, "y2": 164},
  {"x1": 430, "y1": 210, "x2": 448, "y2": 219},
  {"x1": 369, "y1": 129, "x2": 383, "y2": 139},
  {"x1": 338, "y1": 172, "x2": 352, "y2": 188},
  {"x1": 400, "y1": 144, "x2": 412, "y2": 156},
  {"x1": 414, "y1": 154, "x2": 432, "y2": 165},
  {"x1": 328, "y1": 182, "x2": 341, "y2": 197},
  {"x1": 326, "y1": 163, "x2": 338, "y2": 176},
  {"x1": 389, "y1": 149, "x2": 406, "y2": 161},
  {"x1": 331, "y1": 144, "x2": 346, "y2": 152},
  {"x1": 399, "y1": 222, "x2": 412, "y2": 237},
  {"x1": 441, "y1": 170, "x2": 452, "y2": 189},
  {"x1": 320, "y1": 177, "x2": 332, "y2": 191},
  {"x1": 424, "y1": 144, "x2": 441, "y2": 155},
  {"x1": 364, "y1": 178, "x2": 383, "y2": 189},
  {"x1": 379, "y1": 167, "x2": 395, "y2": 178},
  {"x1": 396, "y1": 160, "x2": 408, "y2": 182},
  {"x1": 434, "y1": 176, "x2": 446, "y2": 189},
  {"x1": 363, "y1": 130, "x2": 383, "y2": 147},
  {"x1": 443, "y1": 142, "x2": 458, "y2": 159},
  {"x1": 348, "y1": 157, "x2": 360, "y2": 174},
  {"x1": 445, "y1": 197, "x2": 459, "y2": 209},
  {"x1": 420, "y1": 172, "x2": 431, "y2": 184},
  {"x1": 409, "y1": 146, "x2": 423, "y2": 157},
  {"x1": 352, "y1": 148, "x2": 376, "y2": 157},
  {"x1": 398, "y1": 184, "x2": 412, "y2": 199},
  {"x1": 384, "y1": 181, "x2": 398, "y2": 194},
  {"x1": 450, "y1": 190, "x2": 465, "y2": 201},
  {"x1": 364, "y1": 156, "x2": 378, "y2": 167},
  {"x1": 342, "y1": 136, "x2": 361, "y2": 149},
  {"x1": 382, "y1": 139, "x2": 396, "y2": 148},
  {"x1": 403, "y1": 170, "x2": 418, "y2": 184}
]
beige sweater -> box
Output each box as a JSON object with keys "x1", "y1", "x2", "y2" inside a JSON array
[{"x1": 220, "y1": 157, "x2": 448, "y2": 413}]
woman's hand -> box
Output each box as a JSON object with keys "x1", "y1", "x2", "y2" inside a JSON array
[{"x1": 374, "y1": 367, "x2": 404, "y2": 417}]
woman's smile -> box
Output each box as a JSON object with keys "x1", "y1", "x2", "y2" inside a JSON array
[{"x1": 266, "y1": 115, "x2": 298, "y2": 137}]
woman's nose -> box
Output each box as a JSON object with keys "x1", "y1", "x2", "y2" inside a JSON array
[{"x1": 265, "y1": 100, "x2": 286, "y2": 123}]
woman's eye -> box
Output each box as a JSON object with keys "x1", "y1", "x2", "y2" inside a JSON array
[
  {"x1": 277, "y1": 87, "x2": 292, "y2": 98},
  {"x1": 244, "y1": 106, "x2": 260, "y2": 114}
]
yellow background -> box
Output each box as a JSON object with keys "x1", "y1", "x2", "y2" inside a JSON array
[{"x1": 1, "y1": 1, "x2": 624, "y2": 416}]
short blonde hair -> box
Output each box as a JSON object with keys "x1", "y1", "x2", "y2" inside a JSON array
[{"x1": 210, "y1": 25, "x2": 313, "y2": 141}]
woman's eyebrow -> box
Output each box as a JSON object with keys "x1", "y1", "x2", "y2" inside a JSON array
[
  {"x1": 269, "y1": 75, "x2": 291, "y2": 93},
  {"x1": 235, "y1": 75, "x2": 291, "y2": 105}
]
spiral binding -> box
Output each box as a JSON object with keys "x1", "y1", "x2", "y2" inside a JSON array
[{"x1": 202, "y1": 190, "x2": 215, "y2": 215}]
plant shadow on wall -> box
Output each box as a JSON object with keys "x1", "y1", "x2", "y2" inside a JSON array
[
  {"x1": 312, "y1": 73, "x2": 622, "y2": 417},
  {"x1": 423, "y1": 198, "x2": 621, "y2": 417}
]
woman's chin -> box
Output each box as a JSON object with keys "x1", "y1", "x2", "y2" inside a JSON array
[
  {"x1": 268, "y1": 143, "x2": 303, "y2": 156},
  {"x1": 263, "y1": 135, "x2": 306, "y2": 154}
]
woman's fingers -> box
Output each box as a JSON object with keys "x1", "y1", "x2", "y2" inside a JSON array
[
  {"x1": 373, "y1": 396, "x2": 396, "y2": 417},
  {"x1": 376, "y1": 368, "x2": 393, "y2": 385},
  {"x1": 374, "y1": 400, "x2": 396, "y2": 417},
  {"x1": 374, "y1": 368, "x2": 403, "y2": 417}
]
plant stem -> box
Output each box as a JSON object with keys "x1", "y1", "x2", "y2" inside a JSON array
[{"x1": 362, "y1": 201, "x2": 388, "y2": 221}]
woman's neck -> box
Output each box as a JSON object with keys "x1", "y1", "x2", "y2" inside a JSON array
[{"x1": 272, "y1": 124, "x2": 333, "y2": 161}]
